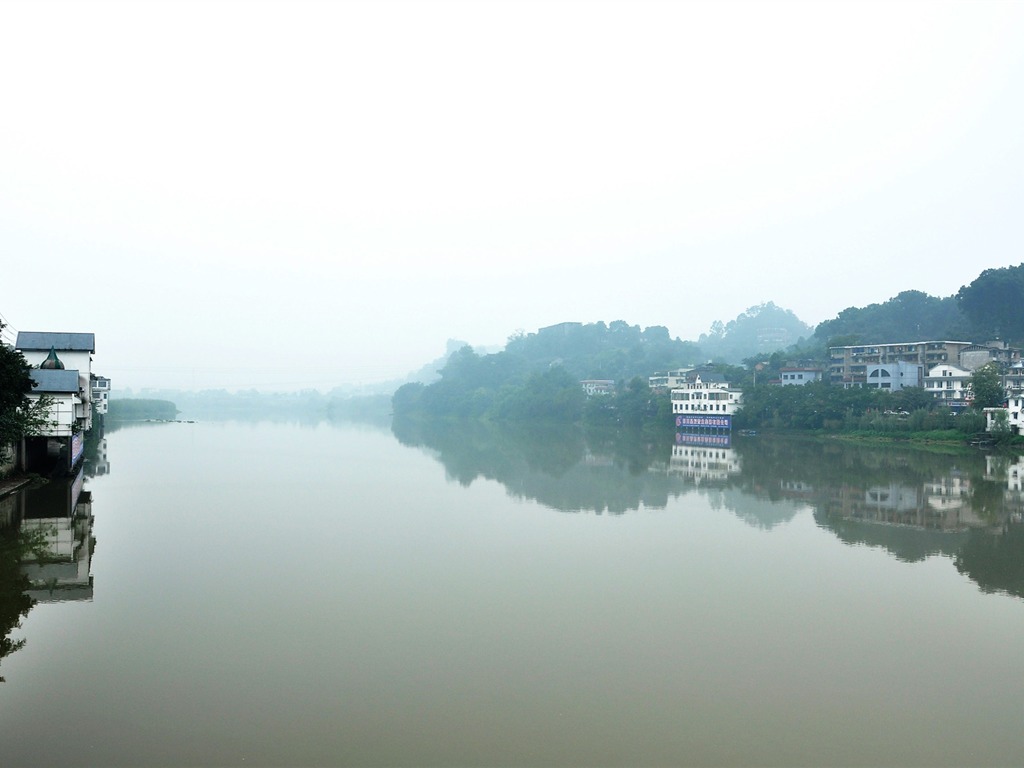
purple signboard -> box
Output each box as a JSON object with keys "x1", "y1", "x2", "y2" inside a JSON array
[
  {"x1": 676, "y1": 432, "x2": 732, "y2": 448},
  {"x1": 71, "y1": 432, "x2": 85, "y2": 468},
  {"x1": 675, "y1": 415, "x2": 732, "y2": 430}
]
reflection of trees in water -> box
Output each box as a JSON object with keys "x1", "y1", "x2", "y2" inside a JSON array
[
  {"x1": 713, "y1": 487, "x2": 803, "y2": 530},
  {"x1": 734, "y1": 436, "x2": 983, "y2": 496},
  {"x1": 392, "y1": 416, "x2": 683, "y2": 514},
  {"x1": 955, "y1": 525, "x2": 1024, "y2": 599},
  {"x1": 0, "y1": 474, "x2": 97, "y2": 680},
  {"x1": 392, "y1": 419, "x2": 1024, "y2": 596},
  {"x1": 0, "y1": 521, "x2": 38, "y2": 682},
  {"x1": 737, "y1": 437, "x2": 1024, "y2": 592},
  {"x1": 812, "y1": 507, "x2": 971, "y2": 563}
]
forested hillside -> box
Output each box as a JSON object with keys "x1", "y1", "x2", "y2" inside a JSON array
[
  {"x1": 393, "y1": 263, "x2": 1024, "y2": 423},
  {"x1": 956, "y1": 264, "x2": 1024, "y2": 341},
  {"x1": 815, "y1": 265, "x2": 1024, "y2": 346},
  {"x1": 698, "y1": 302, "x2": 813, "y2": 364},
  {"x1": 393, "y1": 321, "x2": 699, "y2": 420},
  {"x1": 814, "y1": 291, "x2": 969, "y2": 345}
]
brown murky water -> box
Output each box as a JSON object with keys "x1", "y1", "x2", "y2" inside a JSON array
[{"x1": 2, "y1": 420, "x2": 1023, "y2": 766}]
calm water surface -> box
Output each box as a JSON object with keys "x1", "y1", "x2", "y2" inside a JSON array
[{"x1": 2, "y1": 419, "x2": 1024, "y2": 766}]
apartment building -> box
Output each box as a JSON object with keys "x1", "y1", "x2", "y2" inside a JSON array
[{"x1": 829, "y1": 341, "x2": 973, "y2": 388}]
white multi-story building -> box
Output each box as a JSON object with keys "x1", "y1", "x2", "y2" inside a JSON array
[
  {"x1": 16, "y1": 332, "x2": 96, "y2": 434},
  {"x1": 670, "y1": 374, "x2": 743, "y2": 417},
  {"x1": 91, "y1": 375, "x2": 111, "y2": 415},
  {"x1": 28, "y1": 369, "x2": 83, "y2": 436},
  {"x1": 830, "y1": 340, "x2": 973, "y2": 387},
  {"x1": 985, "y1": 396, "x2": 1024, "y2": 435},
  {"x1": 15, "y1": 331, "x2": 98, "y2": 473},
  {"x1": 649, "y1": 369, "x2": 693, "y2": 390},
  {"x1": 1003, "y1": 362, "x2": 1024, "y2": 396},
  {"x1": 17, "y1": 331, "x2": 94, "y2": 375},
  {"x1": 924, "y1": 364, "x2": 972, "y2": 406}
]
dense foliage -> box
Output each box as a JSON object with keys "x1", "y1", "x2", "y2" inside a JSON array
[
  {"x1": 394, "y1": 321, "x2": 699, "y2": 423},
  {"x1": 733, "y1": 380, "x2": 991, "y2": 439},
  {"x1": 0, "y1": 323, "x2": 53, "y2": 464},
  {"x1": 503, "y1": 321, "x2": 702, "y2": 381},
  {"x1": 957, "y1": 264, "x2": 1024, "y2": 341},
  {"x1": 970, "y1": 363, "x2": 1006, "y2": 409},
  {"x1": 0, "y1": 525, "x2": 35, "y2": 682},
  {"x1": 814, "y1": 290, "x2": 969, "y2": 345},
  {"x1": 107, "y1": 399, "x2": 180, "y2": 421}
]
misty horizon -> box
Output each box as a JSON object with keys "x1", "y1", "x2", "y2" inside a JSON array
[{"x1": 4, "y1": 1, "x2": 1023, "y2": 392}]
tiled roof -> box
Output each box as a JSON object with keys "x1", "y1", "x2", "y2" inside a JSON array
[
  {"x1": 16, "y1": 331, "x2": 95, "y2": 353},
  {"x1": 30, "y1": 369, "x2": 81, "y2": 393}
]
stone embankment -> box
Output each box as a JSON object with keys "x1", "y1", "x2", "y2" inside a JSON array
[{"x1": 0, "y1": 477, "x2": 31, "y2": 498}]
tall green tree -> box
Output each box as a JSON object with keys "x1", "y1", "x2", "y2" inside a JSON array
[
  {"x1": 957, "y1": 264, "x2": 1024, "y2": 341},
  {"x1": 815, "y1": 290, "x2": 968, "y2": 344},
  {"x1": 970, "y1": 363, "x2": 1005, "y2": 409},
  {"x1": 0, "y1": 322, "x2": 53, "y2": 464}
]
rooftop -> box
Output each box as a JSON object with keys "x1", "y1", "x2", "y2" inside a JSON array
[
  {"x1": 30, "y1": 368, "x2": 81, "y2": 393},
  {"x1": 16, "y1": 331, "x2": 95, "y2": 353}
]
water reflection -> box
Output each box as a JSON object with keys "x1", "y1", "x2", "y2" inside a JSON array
[
  {"x1": 394, "y1": 417, "x2": 1024, "y2": 598},
  {"x1": 0, "y1": 469, "x2": 97, "y2": 680},
  {"x1": 393, "y1": 418, "x2": 685, "y2": 514}
]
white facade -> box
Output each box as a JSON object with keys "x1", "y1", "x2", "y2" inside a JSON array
[
  {"x1": 985, "y1": 396, "x2": 1024, "y2": 434},
  {"x1": 16, "y1": 332, "x2": 95, "y2": 434},
  {"x1": 20, "y1": 347, "x2": 92, "y2": 373},
  {"x1": 670, "y1": 375, "x2": 743, "y2": 415},
  {"x1": 91, "y1": 375, "x2": 111, "y2": 415},
  {"x1": 776, "y1": 368, "x2": 822, "y2": 386},
  {"x1": 1004, "y1": 363, "x2": 1024, "y2": 396},
  {"x1": 924, "y1": 364, "x2": 972, "y2": 405},
  {"x1": 27, "y1": 370, "x2": 83, "y2": 437},
  {"x1": 649, "y1": 369, "x2": 692, "y2": 390}
]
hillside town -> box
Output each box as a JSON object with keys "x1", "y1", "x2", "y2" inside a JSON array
[{"x1": 644, "y1": 337, "x2": 1024, "y2": 436}]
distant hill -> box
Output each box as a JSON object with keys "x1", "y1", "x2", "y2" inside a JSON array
[
  {"x1": 393, "y1": 320, "x2": 703, "y2": 419},
  {"x1": 108, "y1": 399, "x2": 179, "y2": 421},
  {"x1": 502, "y1": 320, "x2": 702, "y2": 381},
  {"x1": 697, "y1": 302, "x2": 813, "y2": 364}
]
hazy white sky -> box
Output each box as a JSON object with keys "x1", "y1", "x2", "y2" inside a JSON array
[{"x1": 3, "y1": 0, "x2": 1024, "y2": 391}]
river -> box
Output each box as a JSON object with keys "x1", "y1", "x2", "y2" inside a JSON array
[{"x1": 1, "y1": 418, "x2": 1023, "y2": 766}]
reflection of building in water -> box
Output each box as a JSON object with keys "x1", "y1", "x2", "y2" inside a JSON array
[
  {"x1": 669, "y1": 443, "x2": 740, "y2": 482},
  {"x1": 825, "y1": 477, "x2": 987, "y2": 532},
  {"x1": 18, "y1": 468, "x2": 95, "y2": 602},
  {"x1": 924, "y1": 472, "x2": 971, "y2": 516},
  {"x1": 987, "y1": 456, "x2": 1024, "y2": 491},
  {"x1": 985, "y1": 456, "x2": 1024, "y2": 522},
  {"x1": 88, "y1": 437, "x2": 110, "y2": 477},
  {"x1": 582, "y1": 451, "x2": 614, "y2": 468},
  {"x1": 865, "y1": 484, "x2": 919, "y2": 513},
  {"x1": 779, "y1": 480, "x2": 814, "y2": 499}
]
